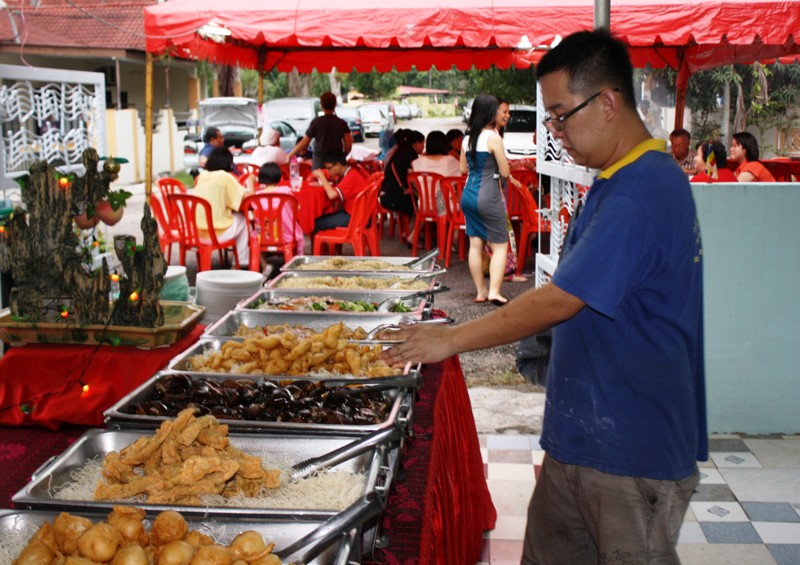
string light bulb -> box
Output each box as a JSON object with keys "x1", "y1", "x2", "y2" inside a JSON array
[
  {"x1": 110, "y1": 273, "x2": 120, "y2": 282},
  {"x1": 58, "y1": 177, "x2": 70, "y2": 189},
  {"x1": 129, "y1": 290, "x2": 139, "y2": 302},
  {"x1": 82, "y1": 383, "x2": 90, "y2": 394}
]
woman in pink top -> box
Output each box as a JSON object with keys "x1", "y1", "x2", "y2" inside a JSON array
[
  {"x1": 730, "y1": 131, "x2": 776, "y2": 182},
  {"x1": 256, "y1": 162, "x2": 305, "y2": 255}
]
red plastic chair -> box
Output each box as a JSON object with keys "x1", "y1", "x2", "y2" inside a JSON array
[
  {"x1": 440, "y1": 176, "x2": 468, "y2": 268},
  {"x1": 166, "y1": 193, "x2": 240, "y2": 272},
  {"x1": 155, "y1": 177, "x2": 187, "y2": 225},
  {"x1": 149, "y1": 194, "x2": 181, "y2": 264},
  {"x1": 509, "y1": 180, "x2": 551, "y2": 277},
  {"x1": 407, "y1": 171, "x2": 445, "y2": 259},
  {"x1": 313, "y1": 177, "x2": 381, "y2": 256},
  {"x1": 506, "y1": 170, "x2": 539, "y2": 248},
  {"x1": 241, "y1": 192, "x2": 301, "y2": 271},
  {"x1": 238, "y1": 162, "x2": 261, "y2": 177}
]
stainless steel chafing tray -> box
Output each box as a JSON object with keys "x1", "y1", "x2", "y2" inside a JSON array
[
  {"x1": 12, "y1": 429, "x2": 395, "y2": 521},
  {"x1": 0, "y1": 508, "x2": 366, "y2": 564},
  {"x1": 281, "y1": 252, "x2": 438, "y2": 273},
  {"x1": 104, "y1": 371, "x2": 413, "y2": 436},
  {"x1": 235, "y1": 288, "x2": 431, "y2": 318},
  {"x1": 203, "y1": 310, "x2": 420, "y2": 340},
  {"x1": 167, "y1": 339, "x2": 421, "y2": 387},
  {"x1": 267, "y1": 269, "x2": 445, "y2": 292}
]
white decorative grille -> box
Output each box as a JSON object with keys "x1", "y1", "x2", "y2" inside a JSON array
[
  {"x1": 533, "y1": 82, "x2": 597, "y2": 287},
  {"x1": 0, "y1": 65, "x2": 106, "y2": 193}
]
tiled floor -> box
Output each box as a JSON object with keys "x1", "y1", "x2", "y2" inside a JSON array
[{"x1": 476, "y1": 434, "x2": 800, "y2": 565}]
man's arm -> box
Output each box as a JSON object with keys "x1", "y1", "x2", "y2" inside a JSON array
[
  {"x1": 311, "y1": 169, "x2": 339, "y2": 201},
  {"x1": 382, "y1": 282, "x2": 585, "y2": 365},
  {"x1": 288, "y1": 135, "x2": 311, "y2": 159},
  {"x1": 342, "y1": 132, "x2": 353, "y2": 157}
]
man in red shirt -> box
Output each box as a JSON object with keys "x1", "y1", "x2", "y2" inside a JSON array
[{"x1": 311, "y1": 148, "x2": 367, "y2": 234}]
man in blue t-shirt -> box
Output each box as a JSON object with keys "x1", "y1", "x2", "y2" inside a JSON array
[{"x1": 383, "y1": 30, "x2": 706, "y2": 564}]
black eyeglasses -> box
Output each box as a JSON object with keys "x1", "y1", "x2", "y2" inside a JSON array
[{"x1": 543, "y1": 87, "x2": 621, "y2": 132}]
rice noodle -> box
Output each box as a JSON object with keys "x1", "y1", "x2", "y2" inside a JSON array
[
  {"x1": 296, "y1": 257, "x2": 411, "y2": 271},
  {"x1": 53, "y1": 454, "x2": 367, "y2": 511},
  {"x1": 277, "y1": 275, "x2": 429, "y2": 290}
]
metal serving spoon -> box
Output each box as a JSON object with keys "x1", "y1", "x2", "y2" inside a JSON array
[{"x1": 376, "y1": 284, "x2": 451, "y2": 312}]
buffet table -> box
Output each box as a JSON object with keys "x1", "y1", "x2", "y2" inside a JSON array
[
  {"x1": 0, "y1": 354, "x2": 495, "y2": 564},
  {"x1": 0, "y1": 325, "x2": 205, "y2": 429}
]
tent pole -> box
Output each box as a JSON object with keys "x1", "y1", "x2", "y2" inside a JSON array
[
  {"x1": 594, "y1": 0, "x2": 610, "y2": 30},
  {"x1": 674, "y1": 52, "x2": 691, "y2": 131},
  {"x1": 145, "y1": 52, "x2": 153, "y2": 201}
]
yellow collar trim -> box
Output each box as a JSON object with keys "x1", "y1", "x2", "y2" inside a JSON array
[{"x1": 597, "y1": 138, "x2": 667, "y2": 179}]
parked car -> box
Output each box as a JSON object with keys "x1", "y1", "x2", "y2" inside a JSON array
[
  {"x1": 360, "y1": 101, "x2": 396, "y2": 128},
  {"x1": 407, "y1": 103, "x2": 422, "y2": 118},
  {"x1": 462, "y1": 98, "x2": 474, "y2": 123},
  {"x1": 336, "y1": 105, "x2": 364, "y2": 142},
  {"x1": 358, "y1": 105, "x2": 389, "y2": 137},
  {"x1": 261, "y1": 97, "x2": 321, "y2": 137},
  {"x1": 503, "y1": 104, "x2": 537, "y2": 160},
  {"x1": 183, "y1": 97, "x2": 299, "y2": 173},
  {"x1": 394, "y1": 103, "x2": 412, "y2": 120}
]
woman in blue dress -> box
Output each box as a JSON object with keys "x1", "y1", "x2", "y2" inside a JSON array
[{"x1": 460, "y1": 93, "x2": 517, "y2": 306}]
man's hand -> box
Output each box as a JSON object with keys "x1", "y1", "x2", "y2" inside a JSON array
[{"x1": 381, "y1": 323, "x2": 458, "y2": 366}]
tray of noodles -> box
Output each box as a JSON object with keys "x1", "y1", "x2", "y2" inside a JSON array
[
  {"x1": 0, "y1": 502, "x2": 379, "y2": 564},
  {"x1": 281, "y1": 253, "x2": 438, "y2": 273},
  {"x1": 103, "y1": 371, "x2": 415, "y2": 437},
  {"x1": 13, "y1": 410, "x2": 397, "y2": 523},
  {"x1": 267, "y1": 269, "x2": 444, "y2": 292},
  {"x1": 0, "y1": 301, "x2": 205, "y2": 348}
]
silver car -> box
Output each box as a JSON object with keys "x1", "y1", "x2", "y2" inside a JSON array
[
  {"x1": 503, "y1": 104, "x2": 537, "y2": 160},
  {"x1": 183, "y1": 97, "x2": 298, "y2": 172},
  {"x1": 261, "y1": 97, "x2": 321, "y2": 137}
]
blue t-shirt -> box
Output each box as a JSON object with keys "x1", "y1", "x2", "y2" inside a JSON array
[{"x1": 544, "y1": 140, "x2": 708, "y2": 481}]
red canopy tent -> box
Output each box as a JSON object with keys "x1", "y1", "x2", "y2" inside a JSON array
[{"x1": 141, "y1": 0, "x2": 800, "y2": 189}]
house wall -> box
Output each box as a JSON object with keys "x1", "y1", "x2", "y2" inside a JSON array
[{"x1": 693, "y1": 182, "x2": 800, "y2": 434}]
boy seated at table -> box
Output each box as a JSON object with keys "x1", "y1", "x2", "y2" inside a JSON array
[
  {"x1": 311, "y1": 148, "x2": 367, "y2": 234},
  {"x1": 256, "y1": 162, "x2": 305, "y2": 255}
]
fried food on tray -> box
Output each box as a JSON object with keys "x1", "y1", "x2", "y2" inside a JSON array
[
  {"x1": 93, "y1": 409, "x2": 281, "y2": 505},
  {"x1": 13, "y1": 508, "x2": 283, "y2": 564},
  {"x1": 276, "y1": 274, "x2": 429, "y2": 290},
  {"x1": 191, "y1": 322, "x2": 400, "y2": 378},
  {"x1": 295, "y1": 257, "x2": 411, "y2": 271}
]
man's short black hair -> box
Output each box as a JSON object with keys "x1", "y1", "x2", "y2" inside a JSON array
[
  {"x1": 258, "y1": 162, "x2": 282, "y2": 185},
  {"x1": 203, "y1": 127, "x2": 221, "y2": 144},
  {"x1": 537, "y1": 30, "x2": 637, "y2": 109},
  {"x1": 320, "y1": 92, "x2": 337, "y2": 111},
  {"x1": 671, "y1": 128, "x2": 691, "y2": 141},
  {"x1": 321, "y1": 148, "x2": 347, "y2": 166}
]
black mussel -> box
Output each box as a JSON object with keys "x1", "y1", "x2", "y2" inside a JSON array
[
  {"x1": 160, "y1": 392, "x2": 191, "y2": 405},
  {"x1": 132, "y1": 400, "x2": 171, "y2": 416},
  {"x1": 221, "y1": 386, "x2": 240, "y2": 406},
  {"x1": 256, "y1": 380, "x2": 279, "y2": 394},
  {"x1": 209, "y1": 405, "x2": 241, "y2": 420},
  {"x1": 321, "y1": 409, "x2": 348, "y2": 425},
  {"x1": 282, "y1": 384, "x2": 304, "y2": 400},
  {"x1": 222, "y1": 378, "x2": 255, "y2": 390},
  {"x1": 154, "y1": 374, "x2": 192, "y2": 398},
  {"x1": 238, "y1": 387, "x2": 261, "y2": 405},
  {"x1": 191, "y1": 379, "x2": 225, "y2": 406},
  {"x1": 186, "y1": 402, "x2": 210, "y2": 416},
  {"x1": 242, "y1": 403, "x2": 267, "y2": 419}
]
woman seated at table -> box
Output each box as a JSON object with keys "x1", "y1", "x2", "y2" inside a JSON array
[
  {"x1": 690, "y1": 140, "x2": 737, "y2": 183},
  {"x1": 730, "y1": 131, "x2": 776, "y2": 182},
  {"x1": 380, "y1": 130, "x2": 425, "y2": 241},
  {"x1": 412, "y1": 130, "x2": 462, "y2": 216},
  {"x1": 255, "y1": 162, "x2": 305, "y2": 255},
  {"x1": 311, "y1": 148, "x2": 368, "y2": 234},
  {"x1": 194, "y1": 146, "x2": 255, "y2": 265}
]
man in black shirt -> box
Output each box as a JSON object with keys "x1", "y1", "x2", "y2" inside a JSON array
[{"x1": 287, "y1": 92, "x2": 352, "y2": 170}]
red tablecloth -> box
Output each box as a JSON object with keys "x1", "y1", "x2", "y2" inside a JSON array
[
  {"x1": 0, "y1": 325, "x2": 204, "y2": 429},
  {"x1": 365, "y1": 355, "x2": 496, "y2": 564},
  {"x1": 294, "y1": 182, "x2": 336, "y2": 233}
]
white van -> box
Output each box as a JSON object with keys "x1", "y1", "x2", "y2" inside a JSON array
[{"x1": 261, "y1": 97, "x2": 322, "y2": 137}]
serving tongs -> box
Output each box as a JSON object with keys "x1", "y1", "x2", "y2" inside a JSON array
[
  {"x1": 290, "y1": 426, "x2": 402, "y2": 481},
  {"x1": 364, "y1": 316, "x2": 454, "y2": 341},
  {"x1": 274, "y1": 493, "x2": 384, "y2": 564},
  {"x1": 388, "y1": 268, "x2": 447, "y2": 289},
  {"x1": 401, "y1": 247, "x2": 440, "y2": 268},
  {"x1": 376, "y1": 284, "x2": 451, "y2": 312}
]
